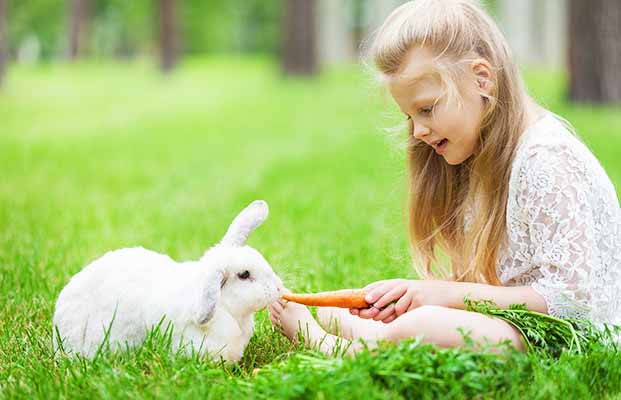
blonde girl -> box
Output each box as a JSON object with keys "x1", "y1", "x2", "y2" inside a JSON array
[{"x1": 269, "y1": 0, "x2": 621, "y2": 353}]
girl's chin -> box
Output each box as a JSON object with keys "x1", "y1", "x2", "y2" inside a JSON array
[
  {"x1": 444, "y1": 154, "x2": 467, "y2": 166},
  {"x1": 444, "y1": 150, "x2": 476, "y2": 166}
]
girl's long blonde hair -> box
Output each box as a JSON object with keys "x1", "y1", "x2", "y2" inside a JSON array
[{"x1": 368, "y1": 0, "x2": 537, "y2": 284}]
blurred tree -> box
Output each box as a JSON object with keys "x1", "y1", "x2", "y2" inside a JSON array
[
  {"x1": 179, "y1": 1, "x2": 212, "y2": 54},
  {"x1": 0, "y1": 0, "x2": 6, "y2": 87},
  {"x1": 317, "y1": 0, "x2": 354, "y2": 66},
  {"x1": 8, "y1": 0, "x2": 64, "y2": 61},
  {"x1": 237, "y1": 1, "x2": 283, "y2": 54},
  {"x1": 159, "y1": 0, "x2": 177, "y2": 73},
  {"x1": 181, "y1": 0, "x2": 282, "y2": 55},
  {"x1": 88, "y1": 0, "x2": 153, "y2": 59},
  {"x1": 569, "y1": 0, "x2": 621, "y2": 103},
  {"x1": 68, "y1": 0, "x2": 91, "y2": 60},
  {"x1": 282, "y1": 0, "x2": 317, "y2": 76},
  {"x1": 9, "y1": 0, "x2": 282, "y2": 63}
]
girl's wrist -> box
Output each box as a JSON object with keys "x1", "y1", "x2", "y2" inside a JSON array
[
  {"x1": 445, "y1": 281, "x2": 486, "y2": 309},
  {"x1": 413, "y1": 279, "x2": 473, "y2": 309},
  {"x1": 442, "y1": 281, "x2": 548, "y2": 313}
]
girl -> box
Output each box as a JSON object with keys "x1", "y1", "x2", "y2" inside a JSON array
[{"x1": 269, "y1": 0, "x2": 621, "y2": 353}]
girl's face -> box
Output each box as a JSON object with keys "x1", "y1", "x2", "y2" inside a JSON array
[{"x1": 387, "y1": 47, "x2": 492, "y2": 165}]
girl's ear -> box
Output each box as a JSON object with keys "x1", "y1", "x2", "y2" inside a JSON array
[{"x1": 471, "y1": 58, "x2": 494, "y2": 97}]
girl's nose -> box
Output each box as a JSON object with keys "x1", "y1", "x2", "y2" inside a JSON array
[{"x1": 412, "y1": 121, "x2": 430, "y2": 140}]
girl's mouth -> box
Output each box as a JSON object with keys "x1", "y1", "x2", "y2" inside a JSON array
[{"x1": 435, "y1": 138, "x2": 449, "y2": 154}]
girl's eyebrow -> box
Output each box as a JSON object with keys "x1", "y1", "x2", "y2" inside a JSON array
[
  {"x1": 404, "y1": 72, "x2": 435, "y2": 89},
  {"x1": 402, "y1": 73, "x2": 440, "y2": 107},
  {"x1": 408, "y1": 95, "x2": 436, "y2": 110}
]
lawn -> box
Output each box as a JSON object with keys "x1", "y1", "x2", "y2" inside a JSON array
[{"x1": 1, "y1": 57, "x2": 620, "y2": 399}]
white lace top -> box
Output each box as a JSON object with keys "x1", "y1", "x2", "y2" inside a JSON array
[{"x1": 487, "y1": 113, "x2": 621, "y2": 325}]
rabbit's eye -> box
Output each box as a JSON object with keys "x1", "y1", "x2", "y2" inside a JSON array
[{"x1": 237, "y1": 270, "x2": 250, "y2": 280}]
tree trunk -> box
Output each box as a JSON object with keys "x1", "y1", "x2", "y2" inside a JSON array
[
  {"x1": 0, "y1": 0, "x2": 6, "y2": 87},
  {"x1": 159, "y1": 0, "x2": 177, "y2": 74},
  {"x1": 68, "y1": 0, "x2": 90, "y2": 60},
  {"x1": 282, "y1": 0, "x2": 317, "y2": 76},
  {"x1": 569, "y1": 0, "x2": 621, "y2": 103},
  {"x1": 317, "y1": 0, "x2": 354, "y2": 66}
]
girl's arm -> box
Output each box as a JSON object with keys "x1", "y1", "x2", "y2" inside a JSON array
[
  {"x1": 442, "y1": 281, "x2": 548, "y2": 313},
  {"x1": 355, "y1": 279, "x2": 548, "y2": 323}
]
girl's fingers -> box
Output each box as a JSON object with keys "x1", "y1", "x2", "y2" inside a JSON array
[
  {"x1": 394, "y1": 291, "x2": 412, "y2": 316},
  {"x1": 365, "y1": 282, "x2": 394, "y2": 304},
  {"x1": 373, "y1": 303, "x2": 396, "y2": 321},
  {"x1": 373, "y1": 284, "x2": 408, "y2": 309},
  {"x1": 358, "y1": 306, "x2": 380, "y2": 319},
  {"x1": 349, "y1": 308, "x2": 360, "y2": 315},
  {"x1": 381, "y1": 314, "x2": 397, "y2": 324}
]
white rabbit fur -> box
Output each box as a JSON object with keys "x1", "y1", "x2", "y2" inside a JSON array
[{"x1": 53, "y1": 200, "x2": 283, "y2": 363}]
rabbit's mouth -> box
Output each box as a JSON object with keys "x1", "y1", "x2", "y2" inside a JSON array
[{"x1": 259, "y1": 289, "x2": 281, "y2": 309}]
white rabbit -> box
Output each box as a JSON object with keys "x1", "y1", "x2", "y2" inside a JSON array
[{"x1": 53, "y1": 200, "x2": 283, "y2": 363}]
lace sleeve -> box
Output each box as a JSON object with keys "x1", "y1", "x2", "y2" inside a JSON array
[{"x1": 517, "y1": 144, "x2": 597, "y2": 320}]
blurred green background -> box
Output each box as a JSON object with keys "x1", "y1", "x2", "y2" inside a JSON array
[{"x1": 0, "y1": 0, "x2": 620, "y2": 398}]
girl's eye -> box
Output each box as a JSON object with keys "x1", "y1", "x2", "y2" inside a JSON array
[
  {"x1": 419, "y1": 106, "x2": 433, "y2": 116},
  {"x1": 237, "y1": 270, "x2": 250, "y2": 280}
]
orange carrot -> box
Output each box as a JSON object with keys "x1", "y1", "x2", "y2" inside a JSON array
[{"x1": 282, "y1": 289, "x2": 369, "y2": 308}]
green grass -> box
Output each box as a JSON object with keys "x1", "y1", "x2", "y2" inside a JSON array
[{"x1": 1, "y1": 57, "x2": 620, "y2": 399}]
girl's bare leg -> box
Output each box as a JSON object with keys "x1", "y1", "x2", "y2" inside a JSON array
[
  {"x1": 317, "y1": 306, "x2": 523, "y2": 350},
  {"x1": 380, "y1": 305, "x2": 525, "y2": 351},
  {"x1": 270, "y1": 300, "x2": 524, "y2": 355}
]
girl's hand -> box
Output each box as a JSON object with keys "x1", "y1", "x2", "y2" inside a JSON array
[
  {"x1": 349, "y1": 279, "x2": 452, "y2": 323},
  {"x1": 348, "y1": 279, "x2": 403, "y2": 323}
]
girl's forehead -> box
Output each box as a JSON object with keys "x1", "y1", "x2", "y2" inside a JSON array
[
  {"x1": 387, "y1": 68, "x2": 441, "y2": 100},
  {"x1": 396, "y1": 47, "x2": 438, "y2": 78}
]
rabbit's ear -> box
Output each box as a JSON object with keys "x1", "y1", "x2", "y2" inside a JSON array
[
  {"x1": 194, "y1": 269, "x2": 227, "y2": 325},
  {"x1": 220, "y1": 200, "x2": 269, "y2": 247}
]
